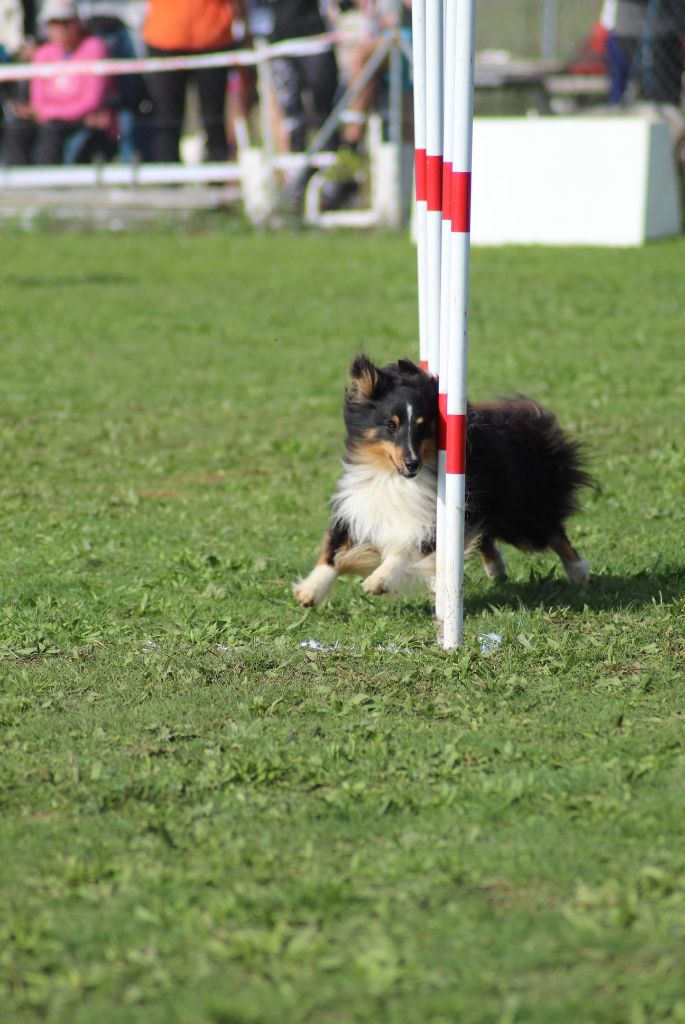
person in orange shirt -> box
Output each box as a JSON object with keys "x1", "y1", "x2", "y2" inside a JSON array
[{"x1": 143, "y1": 0, "x2": 241, "y2": 162}]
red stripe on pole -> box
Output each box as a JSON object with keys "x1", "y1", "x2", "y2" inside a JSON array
[
  {"x1": 419, "y1": 359, "x2": 429, "y2": 372},
  {"x1": 415, "y1": 148, "x2": 427, "y2": 202},
  {"x1": 451, "y1": 171, "x2": 472, "y2": 233},
  {"x1": 441, "y1": 160, "x2": 452, "y2": 220},
  {"x1": 438, "y1": 392, "x2": 448, "y2": 451},
  {"x1": 426, "y1": 154, "x2": 443, "y2": 212},
  {"x1": 445, "y1": 413, "x2": 466, "y2": 474}
]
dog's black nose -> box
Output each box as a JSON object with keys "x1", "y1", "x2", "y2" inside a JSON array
[{"x1": 404, "y1": 457, "x2": 420, "y2": 477}]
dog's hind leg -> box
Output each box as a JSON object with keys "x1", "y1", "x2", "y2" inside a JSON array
[
  {"x1": 334, "y1": 543, "x2": 381, "y2": 578},
  {"x1": 479, "y1": 537, "x2": 508, "y2": 582},
  {"x1": 550, "y1": 532, "x2": 591, "y2": 586}
]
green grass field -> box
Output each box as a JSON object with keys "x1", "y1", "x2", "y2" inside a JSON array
[{"x1": 1, "y1": 226, "x2": 684, "y2": 1024}]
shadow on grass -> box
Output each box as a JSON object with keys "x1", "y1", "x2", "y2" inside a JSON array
[
  {"x1": 7, "y1": 272, "x2": 135, "y2": 289},
  {"x1": 464, "y1": 566, "x2": 685, "y2": 615},
  {"x1": 320, "y1": 566, "x2": 684, "y2": 628}
]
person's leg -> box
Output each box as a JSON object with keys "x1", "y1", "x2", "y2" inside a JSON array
[
  {"x1": 195, "y1": 64, "x2": 229, "y2": 161},
  {"x1": 34, "y1": 120, "x2": 72, "y2": 164},
  {"x1": 339, "y1": 39, "x2": 379, "y2": 147},
  {"x1": 271, "y1": 56, "x2": 306, "y2": 151},
  {"x1": 307, "y1": 48, "x2": 364, "y2": 210},
  {"x1": 3, "y1": 117, "x2": 37, "y2": 165},
  {"x1": 62, "y1": 126, "x2": 92, "y2": 164},
  {"x1": 301, "y1": 49, "x2": 339, "y2": 139},
  {"x1": 607, "y1": 35, "x2": 637, "y2": 103},
  {"x1": 72, "y1": 128, "x2": 118, "y2": 164},
  {"x1": 145, "y1": 49, "x2": 187, "y2": 162}
]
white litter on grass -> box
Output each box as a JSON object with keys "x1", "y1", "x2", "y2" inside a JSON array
[
  {"x1": 478, "y1": 632, "x2": 504, "y2": 654},
  {"x1": 300, "y1": 639, "x2": 342, "y2": 653},
  {"x1": 143, "y1": 636, "x2": 502, "y2": 657},
  {"x1": 300, "y1": 639, "x2": 412, "y2": 654},
  {"x1": 302, "y1": 636, "x2": 505, "y2": 655}
]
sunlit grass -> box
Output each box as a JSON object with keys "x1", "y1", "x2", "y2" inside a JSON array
[{"x1": 1, "y1": 227, "x2": 684, "y2": 1023}]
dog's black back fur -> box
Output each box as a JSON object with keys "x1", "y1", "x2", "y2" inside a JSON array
[{"x1": 466, "y1": 398, "x2": 593, "y2": 550}]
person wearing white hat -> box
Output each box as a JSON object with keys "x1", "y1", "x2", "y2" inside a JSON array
[
  {"x1": 39, "y1": 0, "x2": 79, "y2": 22},
  {"x1": 4, "y1": 0, "x2": 115, "y2": 164}
]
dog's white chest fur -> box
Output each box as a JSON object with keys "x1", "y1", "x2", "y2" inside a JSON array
[{"x1": 331, "y1": 462, "x2": 437, "y2": 555}]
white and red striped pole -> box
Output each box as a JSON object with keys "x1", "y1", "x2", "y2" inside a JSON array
[
  {"x1": 413, "y1": 0, "x2": 475, "y2": 646},
  {"x1": 411, "y1": 0, "x2": 429, "y2": 371},
  {"x1": 435, "y1": 0, "x2": 456, "y2": 623},
  {"x1": 423, "y1": 0, "x2": 443, "y2": 377},
  {"x1": 442, "y1": 0, "x2": 476, "y2": 649}
]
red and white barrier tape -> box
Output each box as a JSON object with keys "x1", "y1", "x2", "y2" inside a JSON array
[{"x1": 0, "y1": 31, "x2": 339, "y2": 83}]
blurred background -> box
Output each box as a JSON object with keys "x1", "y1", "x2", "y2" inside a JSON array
[{"x1": 0, "y1": 0, "x2": 683, "y2": 225}]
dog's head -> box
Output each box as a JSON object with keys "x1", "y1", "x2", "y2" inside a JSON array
[{"x1": 343, "y1": 354, "x2": 438, "y2": 477}]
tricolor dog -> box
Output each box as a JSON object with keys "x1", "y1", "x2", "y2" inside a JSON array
[{"x1": 293, "y1": 354, "x2": 592, "y2": 608}]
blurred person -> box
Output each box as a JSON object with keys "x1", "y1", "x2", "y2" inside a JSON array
[
  {"x1": 320, "y1": 0, "x2": 412, "y2": 208},
  {"x1": 82, "y1": 7, "x2": 154, "y2": 163},
  {"x1": 607, "y1": 0, "x2": 685, "y2": 105},
  {"x1": 0, "y1": 1, "x2": 36, "y2": 137},
  {"x1": 266, "y1": 0, "x2": 339, "y2": 153},
  {"x1": 0, "y1": 0, "x2": 35, "y2": 61},
  {"x1": 3, "y1": 0, "x2": 115, "y2": 165},
  {"x1": 143, "y1": 0, "x2": 243, "y2": 162},
  {"x1": 332, "y1": 0, "x2": 412, "y2": 146}
]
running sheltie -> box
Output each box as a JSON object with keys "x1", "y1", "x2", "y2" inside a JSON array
[{"x1": 293, "y1": 354, "x2": 593, "y2": 607}]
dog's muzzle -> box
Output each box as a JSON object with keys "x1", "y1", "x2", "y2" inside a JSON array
[{"x1": 402, "y1": 457, "x2": 421, "y2": 478}]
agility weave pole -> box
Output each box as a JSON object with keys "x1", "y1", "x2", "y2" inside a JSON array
[{"x1": 412, "y1": 0, "x2": 476, "y2": 649}]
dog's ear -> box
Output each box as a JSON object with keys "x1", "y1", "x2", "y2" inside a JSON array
[
  {"x1": 347, "y1": 353, "x2": 381, "y2": 402},
  {"x1": 397, "y1": 358, "x2": 422, "y2": 376}
]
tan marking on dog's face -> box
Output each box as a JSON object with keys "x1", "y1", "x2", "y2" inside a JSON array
[
  {"x1": 390, "y1": 414, "x2": 400, "y2": 428},
  {"x1": 352, "y1": 439, "x2": 404, "y2": 474},
  {"x1": 416, "y1": 416, "x2": 425, "y2": 426},
  {"x1": 420, "y1": 435, "x2": 438, "y2": 464}
]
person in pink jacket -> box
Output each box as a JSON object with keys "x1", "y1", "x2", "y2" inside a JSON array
[{"x1": 4, "y1": 0, "x2": 116, "y2": 165}]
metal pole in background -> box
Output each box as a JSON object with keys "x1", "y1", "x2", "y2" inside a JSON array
[
  {"x1": 541, "y1": 0, "x2": 559, "y2": 60},
  {"x1": 388, "y1": 0, "x2": 404, "y2": 230},
  {"x1": 388, "y1": 0, "x2": 403, "y2": 152}
]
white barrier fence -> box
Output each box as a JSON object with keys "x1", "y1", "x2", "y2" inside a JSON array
[{"x1": 0, "y1": 30, "x2": 406, "y2": 228}]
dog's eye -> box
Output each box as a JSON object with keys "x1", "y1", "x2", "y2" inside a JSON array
[{"x1": 386, "y1": 419, "x2": 398, "y2": 433}]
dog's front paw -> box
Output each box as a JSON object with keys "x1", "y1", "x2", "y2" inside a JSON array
[
  {"x1": 293, "y1": 581, "x2": 319, "y2": 607},
  {"x1": 293, "y1": 564, "x2": 337, "y2": 607},
  {"x1": 362, "y1": 571, "x2": 388, "y2": 596}
]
